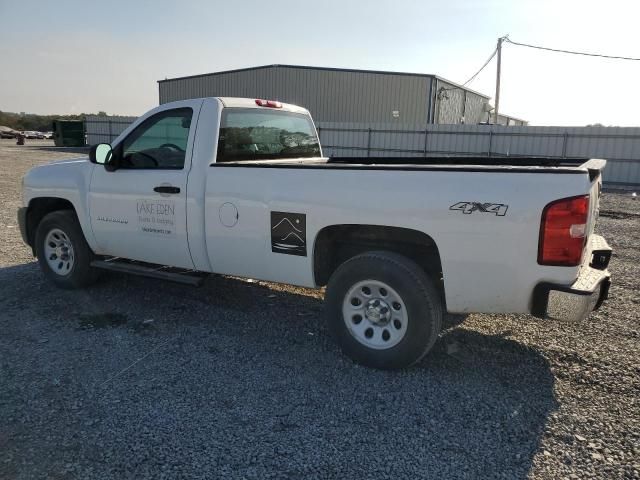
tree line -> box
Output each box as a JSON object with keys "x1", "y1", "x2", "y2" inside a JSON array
[{"x1": 0, "y1": 111, "x2": 109, "y2": 132}]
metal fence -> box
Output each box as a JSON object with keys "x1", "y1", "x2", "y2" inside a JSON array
[
  {"x1": 84, "y1": 115, "x2": 640, "y2": 187},
  {"x1": 317, "y1": 123, "x2": 640, "y2": 187},
  {"x1": 85, "y1": 115, "x2": 137, "y2": 145}
]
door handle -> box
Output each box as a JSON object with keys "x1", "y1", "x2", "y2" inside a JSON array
[{"x1": 154, "y1": 186, "x2": 180, "y2": 194}]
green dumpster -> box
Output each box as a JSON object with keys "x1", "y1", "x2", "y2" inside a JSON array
[{"x1": 52, "y1": 120, "x2": 85, "y2": 147}]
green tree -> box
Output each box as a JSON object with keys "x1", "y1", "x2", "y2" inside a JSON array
[{"x1": 0, "y1": 110, "x2": 119, "y2": 131}]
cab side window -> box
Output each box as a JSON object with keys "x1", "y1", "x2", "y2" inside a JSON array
[{"x1": 118, "y1": 108, "x2": 193, "y2": 169}]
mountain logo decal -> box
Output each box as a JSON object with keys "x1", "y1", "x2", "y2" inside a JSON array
[{"x1": 271, "y1": 211, "x2": 306, "y2": 256}]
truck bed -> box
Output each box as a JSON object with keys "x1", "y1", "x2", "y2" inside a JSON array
[
  {"x1": 214, "y1": 156, "x2": 603, "y2": 176},
  {"x1": 328, "y1": 156, "x2": 587, "y2": 167}
]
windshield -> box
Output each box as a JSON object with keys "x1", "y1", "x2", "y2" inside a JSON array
[{"x1": 216, "y1": 108, "x2": 321, "y2": 162}]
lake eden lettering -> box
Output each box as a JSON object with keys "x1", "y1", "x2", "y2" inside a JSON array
[
  {"x1": 137, "y1": 201, "x2": 175, "y2": 216},
  {"x1": 137, "y1": 200, "x2": 176, "y2": 234}
]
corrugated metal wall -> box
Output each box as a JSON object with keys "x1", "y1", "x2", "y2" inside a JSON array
[
  {"x1": 435, "y1": 80, "x2": 466, "y2": 124},
  {"x1": 430, "y1": 80, "x2": 523, "y2": 126},
  {"x1": 434, "y1": 79, "x2": 490, "y2": 125},
  {"x1": 496, "y1": 114, "x2": 527, "y2": 126},
  {"x1": 318, "y1": 123, "x2": 640, "y2": 186},
  {"x1": 159, "y1": 67, "x2": 498, "y2": 128},
  {"x1": 85, "y1": 115, "x2": 137, "y2": 144},
  {"x1": 159, "y1": 66, "x2": 434, "y2": 127}
]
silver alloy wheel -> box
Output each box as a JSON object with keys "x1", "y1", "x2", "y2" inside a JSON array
[
  {"x1": 43, "y1": 228, "x2": 75, "y2": 276},
  {"x1": 342, "y1": 279, "x2": 408, "y2": 349}
]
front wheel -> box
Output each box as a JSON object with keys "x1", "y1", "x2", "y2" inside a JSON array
[
  {"x1": 325, "y1": 251, "x2": 443, "y2": 369},
  {"x1": 35, "y1": 210, "x2": 99, "y2": 289}
]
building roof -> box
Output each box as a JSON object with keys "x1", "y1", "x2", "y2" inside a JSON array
[{"x1": 157, "y1": 64, "x2": 490, "y2": 99}]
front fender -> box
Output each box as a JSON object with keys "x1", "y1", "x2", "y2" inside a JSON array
[{"x1": 22, "y1": 158, "x2": 98, "y2": 252}]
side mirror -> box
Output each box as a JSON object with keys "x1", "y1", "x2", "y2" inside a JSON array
[{"x1": 89, "y1": 143, "x2": 113, "y2": 165}]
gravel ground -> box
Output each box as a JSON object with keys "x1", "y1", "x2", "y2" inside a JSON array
[{"x1": 0, "y1": 139, "x2": 638, "y2": 479}]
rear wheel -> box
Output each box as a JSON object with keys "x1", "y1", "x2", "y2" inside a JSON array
[
  {"x1": 35, "y1": 210, "x2": 99, "y2": 289},
  {"x1": 325, "y1": 251, "x2": 443, "y2": 369}
]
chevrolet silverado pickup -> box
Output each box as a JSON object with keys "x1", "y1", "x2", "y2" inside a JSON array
[{"x1": 18, "y1": 97, "x2": 612, "y2": 369}]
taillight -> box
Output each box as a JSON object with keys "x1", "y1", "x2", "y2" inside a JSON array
[
  {"x1": 538, "y1": 195, "x2": 590, "y2": 266},
  {"x1": 255, "y1": 99, "x2": 282, "y2": 108}
]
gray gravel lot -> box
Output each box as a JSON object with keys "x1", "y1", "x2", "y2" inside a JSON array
[{"x1": 1, "y1": 139, "x2": 638, "y2": 479}]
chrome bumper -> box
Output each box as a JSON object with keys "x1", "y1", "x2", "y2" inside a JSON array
[{"x1": 532, "y1": 235, "x2": 612, "y2": 322}]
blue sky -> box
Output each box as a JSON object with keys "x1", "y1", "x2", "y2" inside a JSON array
[{"x1": 1, "y1": 0, "x2": 639, "y2": 125}]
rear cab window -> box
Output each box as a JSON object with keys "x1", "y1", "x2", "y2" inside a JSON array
[{"x1": 216, "y1": 108, "x2": 320, "y2": 162}]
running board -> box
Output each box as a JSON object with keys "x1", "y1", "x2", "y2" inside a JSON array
[{"x1": 91, "y1": 259, "x2": 207, "y2": 286}]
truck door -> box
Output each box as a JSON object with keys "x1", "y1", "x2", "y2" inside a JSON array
[{"x1": 89, "y1": 102, "x2": 202, "y2": 269}]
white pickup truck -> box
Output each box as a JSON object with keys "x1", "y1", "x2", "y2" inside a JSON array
[{"x1": 18, "y1": 97, "x2": 612, "y2": 369}]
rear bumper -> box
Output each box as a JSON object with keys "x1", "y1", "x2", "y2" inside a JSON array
[
  {"x1": 532, "y1": 235, "x2": 612, "y2": 322},
  {"x1": 17, "y1": 207, "x2": 29, "y2": 246}
]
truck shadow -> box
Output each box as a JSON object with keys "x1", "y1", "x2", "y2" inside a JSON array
[{"x1": 1, "y1": 263, "x2": 557, "y2": 479}]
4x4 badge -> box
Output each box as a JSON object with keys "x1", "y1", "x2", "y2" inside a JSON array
[{"x1": 449, "y1": 202, "x2": 508, "y2": 216}]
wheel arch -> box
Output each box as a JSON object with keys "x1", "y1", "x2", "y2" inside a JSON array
[
  {"x1": 313, "y1": 224, "x2": 444, "y2": 294},
  {"x1": 25, "y1": 197, "x2": 80, "y2": 252}
]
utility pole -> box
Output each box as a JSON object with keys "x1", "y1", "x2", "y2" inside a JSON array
[{"x1": 494, "y1": 36, "x2": 504, "y2": 124}]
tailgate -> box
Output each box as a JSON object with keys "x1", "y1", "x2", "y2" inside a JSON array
[
  {"x1": 585, "y1": 159, "x2": 606, "y2": 252},
  {"x1": 582, "y1": 158, "x2": 611, "y2": 270}
]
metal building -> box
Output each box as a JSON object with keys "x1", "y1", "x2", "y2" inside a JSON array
[{"x1": 158, "y1": 64, "x2": 527, "y2": 127}]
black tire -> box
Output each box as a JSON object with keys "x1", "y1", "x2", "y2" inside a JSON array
[
  {"x1": 35, "y1": 210, "x2": 99, "y2": 289},
  {"x1": 325, "y1": 251, "x2": 443, "y2": 369}
]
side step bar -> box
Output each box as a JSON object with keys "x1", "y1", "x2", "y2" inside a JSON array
[{"x1": 91, "y1": 259, "x2": 207, "y2": 286}]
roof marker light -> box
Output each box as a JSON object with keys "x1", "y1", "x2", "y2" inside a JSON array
[{"x1": 255, "y1": 99, "x2": 282, "y2": 108}]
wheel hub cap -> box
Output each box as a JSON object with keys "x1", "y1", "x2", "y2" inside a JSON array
[
  {"x1": 342, "y1": 279, "x2": 408, "y2": 350},
  {"x1": 365, "y1": 298, "x2": 391, "y2": 325},
  {"x1": 43, "y1": 228, "x2": 75, "y2": 276}
]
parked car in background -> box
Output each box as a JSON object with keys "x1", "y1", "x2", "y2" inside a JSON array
[
  {"x1": 23, "y1": 131, "x2": 46, "y2": 139},
  {"x1": 43, "y1": 131, "x2": 53, "y2": 139},
  {"x1": 0, "y1": 126, "x2": 18, "y2": 138}
]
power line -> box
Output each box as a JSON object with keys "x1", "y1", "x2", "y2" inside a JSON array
[
  {"x1": 461, "y1": 47, "x2": 498, "y2": 86},
  {"x1": 505, "y1": 38, "x2": 640, "y2": 61},
  {"x1": 439, "y1": 46, "x2": 498, "y2": 94}
]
